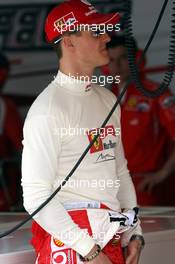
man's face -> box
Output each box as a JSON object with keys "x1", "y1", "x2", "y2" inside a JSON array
[
  {"x1": 108, "y1": 46, "x2": 130, "y2": 84},
  {"x1": 70, "y1": 29, "x2": 111, "y2": 68}
]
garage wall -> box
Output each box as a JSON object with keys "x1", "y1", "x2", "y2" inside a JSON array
[{"x1": 1, "y1": 0, "x2": 174, "y2": 96}]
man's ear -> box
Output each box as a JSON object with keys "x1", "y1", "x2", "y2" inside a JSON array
[{"x1": 62, "y1": 35, "x2": 74, "y2": 49}]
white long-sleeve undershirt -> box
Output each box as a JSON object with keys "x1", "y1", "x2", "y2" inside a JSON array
[{"x1": 22, "y1": 71, "x2": 142, "y2": 257}]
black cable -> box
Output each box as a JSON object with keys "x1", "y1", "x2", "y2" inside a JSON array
[
  {"x1": 124, "y1": 0, "x2": 175, "y2": 98},
  {"x1": 0, "y1": 0, "x2": 172, "y2": 238}
]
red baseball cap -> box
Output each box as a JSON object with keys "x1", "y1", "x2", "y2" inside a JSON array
[{"x1": 45, "y1": 0, "x2": 120, "y2": 44}]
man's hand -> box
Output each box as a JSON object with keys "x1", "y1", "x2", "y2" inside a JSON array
[
  {"x1": 137, "y1": 170, "x2": 168, "y2": 193},
  {"x1": 84, "y1": 251, "x2": 112, "y2": 264},
  {"x1": 124, "y1": 239, "x2": 142, "y2": 264}
]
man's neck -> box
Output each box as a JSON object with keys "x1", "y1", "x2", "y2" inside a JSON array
[{"x1": 59, "y1": 60, "x2": 94, "y2": 81}]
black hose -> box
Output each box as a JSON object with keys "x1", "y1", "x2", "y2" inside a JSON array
[{"x1": 124, "y1": 0, "x2": 175, "y2": 98}]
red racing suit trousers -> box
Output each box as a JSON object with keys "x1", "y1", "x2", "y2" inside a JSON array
[{"x1": 31, "y1": 206, "x2": 126, "y2": 264}]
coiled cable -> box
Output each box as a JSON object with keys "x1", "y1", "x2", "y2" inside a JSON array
[{"x1": 124, "y1": 0, "x2": 175, "y2": 98}]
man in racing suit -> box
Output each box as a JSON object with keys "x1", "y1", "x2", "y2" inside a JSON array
[{"x1": 22, "y1": 1, "x2": 144, "y2": 263}]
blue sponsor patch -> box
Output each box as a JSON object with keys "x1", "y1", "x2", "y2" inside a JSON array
[{"x1": 137, "y1": 102, "x2": 150, "y2": 112}]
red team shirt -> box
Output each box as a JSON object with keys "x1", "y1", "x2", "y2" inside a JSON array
[
  {"x1": 0, "y1": 96, "x2": 23, "y2": 210},
  {"x1": 112, "y1": 79, "x2": 175, "y2": 205},
  {"x1": 0, "y1": 96, "x2": 22, "y2": 157}
]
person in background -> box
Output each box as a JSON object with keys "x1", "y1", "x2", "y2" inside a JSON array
[
  {"x1": 0, "y1": 52, "x2": 23, "y2": 211},
  {"x1": 107, "y1": 35, "x2": 175, "y2": 206}
]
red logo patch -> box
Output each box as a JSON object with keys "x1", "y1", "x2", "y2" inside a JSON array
[
  {"x1": 87, "y1": 131, "x2": 104, "y2": 153},
  {"x1": 87, "y1": 125, "x2": 116, "y2": 153},
  {"x1": 52, "y1": 249, "x2": 77, "y2": 263},
  {"x1": 54, "y1": 12, "x2": 77, "y2": 32}
]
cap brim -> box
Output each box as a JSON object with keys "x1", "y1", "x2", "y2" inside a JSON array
[{"x1": 87, "y1": 12, "x2": 120, "y2": 26}]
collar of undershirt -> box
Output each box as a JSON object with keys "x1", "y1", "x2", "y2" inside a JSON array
[{"x1": 54, "y1": 70, "x2": 93, "y2": 95}]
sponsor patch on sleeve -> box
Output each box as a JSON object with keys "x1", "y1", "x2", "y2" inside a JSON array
[{"x1": 161, "y1": 95, "x2": 175, "y2": 108}]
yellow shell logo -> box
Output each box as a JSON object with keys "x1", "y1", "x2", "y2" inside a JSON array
[
  {"x1": 53, "y1": 238, "x2": 64, "y2": 247},
  {"x1": 128, "y1": 97, "x2": 137, "y2": 107}
]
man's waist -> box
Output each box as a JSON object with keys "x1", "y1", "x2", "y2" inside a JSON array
[{"x1": 62, "y1": 200, "x2": 109, "y2": 210}]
